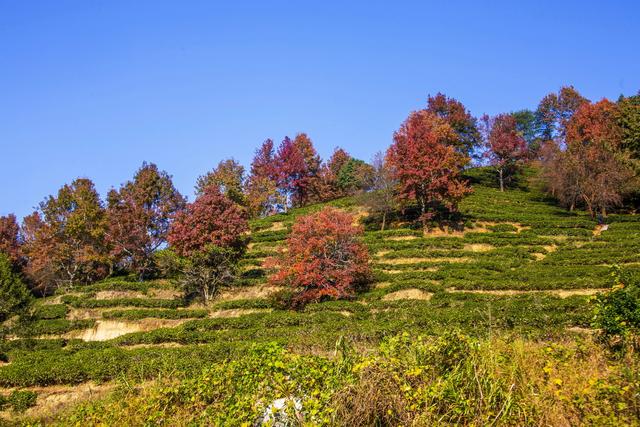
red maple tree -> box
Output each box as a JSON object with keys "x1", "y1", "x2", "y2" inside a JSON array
[
  {"x1": 21, "y1": 178, "x2": 110, "y2": 292},
  {"x1": 274, "y1": 134, "x2": 322, "y2": 209},
  {"x1": 265, "y1": 207, "x2": 370, "y2": 307},
  {"x1": 168, "y1": 186, "x2": 249, "y2": 258},
  {"x1": 246, "y1": 139, "x2": 283, "y2": 217},
  {"x1": 481, "y1": 113, "x2": 528, "y2": 191},
  {"x1": 386, "y1": 110, "x2": 471, "y2": 224}
]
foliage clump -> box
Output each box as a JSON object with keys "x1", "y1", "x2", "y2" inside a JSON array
[
  {"x1": 168, "y1": 185, "x2": 249, "y2": 302},
  {"x1": 0, "y1": 253, "x2": 31, "y2": 322},
  {"x1": 266, "y1": 207, "x2": 370, "y2": 308},
  {"x1": 592, "y1": 266, "x2": 640, "y2": 352}
]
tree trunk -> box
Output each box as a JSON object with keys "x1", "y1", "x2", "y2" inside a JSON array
[
  {"x1": 499, "y1": 169, "x2": 504, "y2": 192},
  {"x1": 381, "y1": 212, "x2": 386, "y2": 231}
]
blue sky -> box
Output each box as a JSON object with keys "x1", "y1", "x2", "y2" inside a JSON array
[{"x1": 1, "y1": 1, "x2": 639, "y2": 219}]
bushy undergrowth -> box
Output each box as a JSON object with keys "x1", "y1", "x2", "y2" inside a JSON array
[
  {"x1": 0, "y1": 390, "x2": 38, "y2": 413},
  {"x1": 50, "y1": 332, "x2": 640, "y2": 426},
  {"x1": 60, "y1": 295, "x2": 184, "y2": 309}
]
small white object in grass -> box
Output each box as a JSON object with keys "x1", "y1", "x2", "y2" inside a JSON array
[{"x1": 258, "y1": 397, "x2": 303, "y2": 426}]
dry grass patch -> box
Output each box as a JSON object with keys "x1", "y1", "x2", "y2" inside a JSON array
[
  {"x1": 382, "y1": 289, "x2": 433, "y2": 301},
  {"x1": 265, "y1": 221, "x2": 287, "y2": 232},
  {"x1": 218, "y1": 285, "x2": 284, "y2": 301},
  {"x1": 0, "y1": 382, "x2": 114, "y2": 422},
  {"x1": 95, "y1": 290, "x2": 146, "y2": 300},
  {"x1": 374, "y1": 282, "x2": 392, "y2": 289},
  {"x1": 379, "y1": 257, "x2": 469, "y2": 265},
  {"x1": 148, "y1": 288, "x2": 182, "y2": 299},
  {"x1": 463, "y1": 243, "x2": 494, "y2": 252}
]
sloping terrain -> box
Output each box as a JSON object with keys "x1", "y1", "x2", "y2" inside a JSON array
[{"x1": 1, "y1": 170, "x2": 639, "y2": 422}]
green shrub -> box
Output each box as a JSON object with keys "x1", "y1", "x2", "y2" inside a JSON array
[
  {"x1": 592, "y1": 266, "x2": 639, "y2": 351},
  {"x1": 12, "y1": 319, "x2": 96, "y2": 337},
  {"x1": 32, "y1": 304, "x2": 68, "y2": 320},
  {"x1": 0, "y1": 253, "x2": 31, "y2": 322},
  {"x1": 102, "y1": 309, "x2": 208, "y2": 320},
  {"x1": 7, "y1": 390, "x2": 37, "y2": 412}
]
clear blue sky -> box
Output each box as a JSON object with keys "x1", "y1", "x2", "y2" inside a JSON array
[{"x1": 1, "y1": 1, "x2": 639, "y2": 220}]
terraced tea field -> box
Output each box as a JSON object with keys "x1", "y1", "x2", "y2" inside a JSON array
[{"x1": 2, "y1": 169, "x2": 639, "y2": 422}]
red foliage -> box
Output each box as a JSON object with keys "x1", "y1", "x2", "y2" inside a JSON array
[
  {"x1": 106, "y1": 163, "x2": 185, "y2": 277},
  {"x1": 566, "y1": 99, "x2": 622, "y2": 149},
  {"x1": 387, "y1": 110, "x2": 471, "y2": 222},
  {"x1": 265, "y1": 207, "x2": 370, "y2": 307},
  {"x1": 274, "y1": 134, "x2": 322, "y2": 209},
  {"x1": 246, "y1": 139, "x2": 282, "y2": 217},
  {"x1": 426, "y1": 93, "x2": 480, "y2": 154},
  {"x1": 168, "y1": 186, "x2": 249, "y2": 258},
  {"x1": 0, "y1": 214, "x2": 21, "y2": 265},
  {"x1": 543, "y1": 99, "x2": 634, "y2": 217},
  {"x1": 481, "y1": 114, "x2": 528, "y2": 191}
]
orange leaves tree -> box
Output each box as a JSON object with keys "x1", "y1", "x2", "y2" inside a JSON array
[
  {"x1": 21, "y1": 178, "x2": 109, "y2": 292},
  {"x1": 168, "y1": 186, "x2": 249, "y2": 302},
  {"x1": 387, "y1": 110, "x2": 471, "y2": 225},
  {"x1": 265, "y1": 207, "x2": 370, "y2": 308},
  {"x1": 543, "y1": 99, "x2": 636, "y2": 217}
]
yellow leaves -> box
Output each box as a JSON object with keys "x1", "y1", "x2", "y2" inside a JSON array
[
  {"x1": 404, "y1": 367, "x2": 423, "y2": 377},
  {"x1": 553, "y1": 378, "x2": 563, "y2": 386}
]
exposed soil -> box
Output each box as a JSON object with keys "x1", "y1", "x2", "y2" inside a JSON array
[
  {"x1": 67, "y1": 319, "x2": 187, "y2": 341},
  {"x1": 218, "y1": 285, "x2": 284, "y2": 301},
  {"x1": 382, "y1": 289, "x2": 433, "y2": 301}
]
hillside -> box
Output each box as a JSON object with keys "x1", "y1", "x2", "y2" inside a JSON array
[{"x1": 2, "y1": 168, "x2": 639, "y2": 424}]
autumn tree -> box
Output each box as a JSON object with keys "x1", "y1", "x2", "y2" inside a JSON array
[
  {"x1": 426, "y1": 93, "x2": 481, "y2": 156},
  {"x1": 265, "y1": 207, "x2": 370, "y2": 308},
  {"x1": 245, "y1": 139, "x2": 284, "y2": 217},
  {"x1": 106, "y1": 162, "x2": 186, "y2": 279},
  {"x1": 536, "y1": 86, "x2": 589, "y2": 142},
  {"x1": 274, "y1": 134, "x2": 322, "y2": 209},
  {"x1": 543, "y1": 100, "x2": 636, "y2": 217},
  {"x1": 0, "y1": 253, "x2": 31, "y2": 322},
  {"x1": 387, "y1": 110, "x2": 471, "y2": 225},
  {"x1": 0, "y1": 214, "x2": 22, "y2": 267},
  {"x1": 168, "y1": 186, "x2": 249, "y2": 302},
  {"x1": 21, "y1": 178, "x2": 109, "y2": 292},
  {"x1": 362, "y1": 152, "x2": 397, "y2": 231},
  {"x1": 481, "y1": 113, "x2": 528, "y2": 191},
  {"x1": 196, "y1": 158, "x2": 246, "y2": 205}
]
